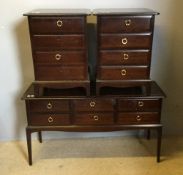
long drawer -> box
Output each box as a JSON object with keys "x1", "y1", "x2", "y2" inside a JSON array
[
  {"x1": 99, "y1": 66, "x2": 149, "y2": 80},
  {"x1": 99, "y1": 50, "x2": 150, "y2": 65},
  {"x1": 28, "y1": 113, "x2": 70, "y2": 126},
  {"x1": 117, "y1": 112, "x2": 160, "y2": 124},
  {"x1": 35, "y1": 65, "x2": 86, "y2": 80},
  {"x1": 29, "y1": 16, "x2": 85, "y2": 34},
  {"x1": 74, "y1": 99, "x2": 114, "y2": 112},
  {"x1": 75, "y1": 113, "x2": 114, "y2": 125},
  {"x1": 34, "y1": 51, "x2": 86, "y2": 65},
  {"x1": 98, "y1": 16, "x2": 152, "y2": 33},
  {"x1": 32, "y1": 35, "x2": 85, "y2": 49},
  {"x1": 99, "y1": 34, "x2": 152, "y2": 49},
  {"x1": 28, "y1": 100, "x2": 70, "y2": 112},
  {"x1": 117, "y1": 99, "x2": 161, "y2": 112}
]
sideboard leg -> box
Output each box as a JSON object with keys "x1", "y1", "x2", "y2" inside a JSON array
[
  {"x1": 157, "y1": 127, "x2": 162, "y2": 163},
  {"x1": 26, "y1": 128, "x2": 32, "y2": 165},
  {"x1": 38, "y1": 131, "x2": 42, "y2": 143},
  {"x1": 147, "y1": 129, "x2": 151, "y2": 140}
]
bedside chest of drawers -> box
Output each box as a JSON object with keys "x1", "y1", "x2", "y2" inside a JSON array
[
  {"x1": 24, "y1": 9, "x2": 91, "y2": 95},
  {"x1": 93, "y1": 9, "x2": 159, "y2": 95},
  {"x1": 22, "y1": 81, "x2": 165, "y2": 165}
]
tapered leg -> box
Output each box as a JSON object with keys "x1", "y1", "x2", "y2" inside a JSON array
[
  {"x1": 26, "y1": 128, "x2": 32, "y2": 165},
  {"x1": 38, "y1": 131, "x2": 42, "y2": 143},
  {"x1": 147, "y1": 129, "x2": 151, "y2": 140},
  {"x1": 157, "y1": 127, "x2": 162, "y2": 163}
]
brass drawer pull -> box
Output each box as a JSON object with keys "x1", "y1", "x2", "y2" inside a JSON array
[
  {"x1": 122, "y1": 38, "x2": 128, "y2": 45},
  {"x1": 93, "y1": 115, "x2": 99, "y2": 121},
  {"x1": 125, "y1": 19, "x2": 131, "y2": 26},
  {"x1": 56, "y1": 20, "x2": 63, "y2": 27},
  {"x1": 55, "y1": 54, "x2": 61, "y2": 61},
  {"x1": 48, "y1": 116, "x2": 54, "y2": 123},
  {"x1": 136, "y1": 115, "x2": 142, "y2": 121},
  {"x1": 138, "y1": 101, "x2": 144, "y2": 107},
  {"x1": 47, "y1": 102, "x2": 52, "y2": 109},
  {"x1": 121, "y1": 69, "x2": 127, "y2": 76},
  {"x1": 123, "y1": 53, "x2": 129, "y2": 60},
  {"x1": 90, "y1": 101, "x2": 95, "y2": 107}
]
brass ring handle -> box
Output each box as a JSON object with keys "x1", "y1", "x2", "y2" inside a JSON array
[
  {"x1": 90, "y1": 101, "x2": 95, "y2": 107},
  {"x1": 57, "y1": 20, "x2": 63, "y2": 27},
  {"x1": 125, "y1": 19, "x2": 131, "y2": 26},
  {"x1": 123, "y1": 53, "x2": 129, "y2": 60},
  {"x1": 93, "y1": 115, "x2": 99, "y2": 121},
  {"x1": 122, "y1": 38, "x2": 128, "y2": 45},
  {"x1": 55, "y1": 54, "x2": 61, "y2": 61},
  {"x1": 138, "y1": 101, "x2": 144, "y2": 107},
  {"x1": 121, "y1": 69, "x2": 127, "y2": 76},
  {"x1": 136, "y1": 115, "x2": 142, "y2": 121},
  {"x1": 47, "y1": 102, "x2": 52, "y2": 109},
  {"x1": 48, "y1": 116, "x2": 54, "y2": 123}
]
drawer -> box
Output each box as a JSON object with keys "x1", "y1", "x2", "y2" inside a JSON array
[
  {"x1": 99, "y1": 50, "x2": 150, "y2": 65},
  {"x1": 29, "y1": 16, "x2": 85, "y2": 34},
  {"x1": 34, "y1": 51, "x2": 86, "y2": 65},
  {"x1": 74, "y1": 99, "x2": 114, "y2": 112},
  {"x1": 28, "y1": 113, "x2": 70, "y2": 126},
  {"x1": 98, "y1": 16, "x2": 152, "y2": 33},
  {"x1": 99, "y1": 34, "x2": 151, "y2": 49},
  {"x1": 118, "y1": 99, "x2": 161, "y2": 112},
  {"x1": 28, "y1": 100, "x2": 69, "y2": 112},
  {"x1": 117, "y1": 112, "x2": 160, "y2": 125},
  {"x1": 75, "y1": 113, "x2": 114, "y2": 125},
  {"x1": 35, "y1": 65, "x2": 86, "y2": 81},
  {"x1": 99, "y1": 66, "x2": 149, "y2": 80},
  {"x1": 32, "y1": 35, "x2": 85, "y2": 49}
]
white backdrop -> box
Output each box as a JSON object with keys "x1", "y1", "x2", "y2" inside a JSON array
[{"x1": 0, "y1": 0, "x2": 183, "y2": 141}]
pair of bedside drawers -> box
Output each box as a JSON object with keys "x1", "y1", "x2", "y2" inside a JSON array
[{"x1": 26, "y1": 95, "x2": 161, "y2": 126}]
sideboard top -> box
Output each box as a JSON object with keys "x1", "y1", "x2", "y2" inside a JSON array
[
  {"x1": 24, "y1": 9, "x2": 91, "y2": 16},
  {"x1": 93, "y1": 8, "x2": 159, "y2": 15}
]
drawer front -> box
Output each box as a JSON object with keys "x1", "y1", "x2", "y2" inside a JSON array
[
  {"x1": 117, "y1": 112, "x2": 160, "y2": 125},
  {"x1": 28, "y1": 100, "x2": 69, "y2": 112},
  {"x1": 99, "y1": 34, "x2": 151, "y2": 49},
  {"x1": 35, "y1": 65, "x2": 86, "y2": 81},
  {"x1": 34, "y1": 51, "x2": 86, "y2": 65},
  {"x1": 74, "y1": 99, "x2": 114, "y2": 112},
  {"x1": 28, "y1": 114, "x2": 70, "y2": 126},
  {"x1": 99, "y1": 50, "x2": 150, "y2": 65},
  {"x1": 75, "y1": 113, "x2": 114, "y2": 125},
  {"x1": 98, "y1": 16, "x2": 152, "y2": 33},
  {"x1": 99, "y1": 66, "x2": 149, "y2": 80},
  {"x1": 32, "y1": 35, "x2": 85, "y2": 49},
  {"x1": 29, "y1": 17, "x2": 85, "y2": 34},
  {"x1": 118, "y1": 99, "x2": 161, "y2": 112}
]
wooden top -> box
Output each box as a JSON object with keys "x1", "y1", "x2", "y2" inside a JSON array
[
  {"x1": 23, "y1": 9, "x2": 91, "y2": 16},
  {"x1": 22, "y1": 81, "x2": 165, "y2": 100},
  {"x1": 93, "y1": 8, "x2": 159, "y2": 15}
]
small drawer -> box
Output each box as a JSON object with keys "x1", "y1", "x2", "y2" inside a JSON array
[
  {"x1": 118, "y1": 99, "x2": 161, "y2": 112},
  {"x1": 74, "y1": 99, "x2": 114, "y2": 112},
  {"x1": 98, "y1": 16, "x2": 152, "y2": 33},
  {"x1": 99, "y1": 66, "x2": 149, "y2": 80},
  {"x1": 28, "y1": 113, "x2": 70, "y2": 126},
  {"x1": 32, "y1": 35, "x2": 85, "y2": 49},
  {"x1": 29, "y1": 16, "x2": 85, "y2": 34},
  {"x1": 117, "y1": 112, "x2": 160, "y2": 125},
  {"x1": 28, "y1": 100, "x2": 69, "y2": 112},
  {"x1": 99, "y1": 34, "x2": 151, "y2": 49},
  {"x1": 99, "y1": 50, "x2": 150, "y2": 65},
  {"x1": 35, "y1": 65, "x2": 86, "y2": 81},
  {"x1": 75, "y1": 113, "x2": 114, "y2": 125},
  {"x1": 34, "y1": 51, "x2": 85, "y2": 65}
]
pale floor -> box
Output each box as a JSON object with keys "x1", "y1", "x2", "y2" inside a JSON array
[{"x1": 0, "y1": 135, "x2": 183, "y2": 175}]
